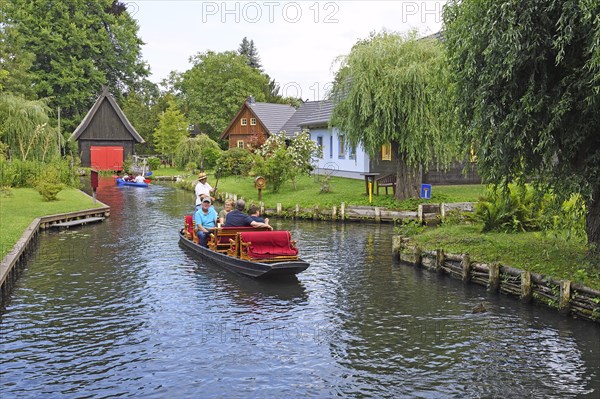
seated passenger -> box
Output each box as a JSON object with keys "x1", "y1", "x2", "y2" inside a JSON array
[
  {"x1": 219, "y1": 198, "x2": 234, "y2": 225},
  {"x1": 134, "y1": 174, "x2": 145, "y2": 183},
  {"x1": 248, "y1": 204, "x2": 269, "y2": 226},
  {"x1": 194, "y1": 197, "x2": 218, "y2": 246},
  {"x1": 224, "y1": 199, "x2": 272, "y2": 229}
]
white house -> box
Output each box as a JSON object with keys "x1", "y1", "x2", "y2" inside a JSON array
[{"x1": 280, "y1": 100, "x2": 371, "y2": 179}]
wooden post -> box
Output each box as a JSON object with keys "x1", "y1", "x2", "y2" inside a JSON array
[
  {"x1": 559, "y1": 280, "x2": 571, "y2": 314},
  {"x1": 520, "y1": 271, "x2": 532, "y2": 303},
  {"x1": 332, "y1": 205, "x2": 337, "y2": 221},
  {"x1": 313, "y1": 205, "x2": 319, "y2": 220},
  {"x1": 436, "y1": 249, "x2": 444, "y2": 273},
  {"x1": 488, "y1": 262, "x2": 500, "y2": 292},
  {"x1": 295, "y1": 204, "x2": 299, "y2": 219},
  {"x1": 417, "y1": 204, "x2": 424, "y2": 224},
  {"x1": 340, "y1": 202, "x2": 345, "y2": 220},
  {"x1": 461, "y1": 254, "x2": 471, "y2": 282},
  {"x1": 374, "y1": 207, "x2": 381, "y2": 223},
  {"x1": 260, "y1": 202, "x2": 265, "y2": 215},
  {"x1": 277, "y1": 203, "x2": 282, "y2": 216},
  {"x1": 413, "y1": 245, "x2": 422, "y2": 266}
]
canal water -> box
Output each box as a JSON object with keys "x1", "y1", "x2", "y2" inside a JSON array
[{"x1": 1, "y1": 179, "x2": 599, "y2": 398}]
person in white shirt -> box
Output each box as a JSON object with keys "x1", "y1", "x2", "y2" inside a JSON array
[
  {"x1": 134, "y1": 174, "x2": 145, "y2": 183},
  {"x1": 194, "y1": 172, "x2": 215, "y2": 208}
]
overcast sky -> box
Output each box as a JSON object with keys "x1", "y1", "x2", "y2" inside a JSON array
[{"x1": 130, "y1": 1, "x2": 446, "y2": 101}]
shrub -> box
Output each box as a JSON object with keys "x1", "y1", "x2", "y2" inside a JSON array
[
  {"x1": 476, "y1": 184, "x2": 542, "y2": 233},
  {"x1": 147, "y1": 156, "x2": 161, "y2": 170},
  {"x1": 34, "y1": 164, "x2": 64, "y2": 201},
  {"x1": 37, "y1": 181, "x2": 64, "y2": 201},
  {"x1": 215, "y1": 148, "x2": 254, "y2": 177},
  {"x1": 475, "y1": 184, "x2": 586, "y2": 239}
]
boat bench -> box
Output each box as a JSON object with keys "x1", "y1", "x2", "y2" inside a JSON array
[
  {"x1": 237, "y1": 231, "x2": 299, "y2": 263},
  {"x1": 184, "y1": 215, "x2": 197, "y2": 242},
  {"x1": 376, "y1": 174, "x2": 397, "y2": 196},
  {"x1": 208, "y1": 226, "x2": 271, "y2": 253}
]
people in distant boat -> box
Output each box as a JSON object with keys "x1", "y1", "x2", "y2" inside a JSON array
[
  {"x1": 195, "y1": 172, "x2": 215, "y2": 208},
  {"x1": 224, "y1": 199, "x2": 272, "y2": 229},
  {"x1": 122, "y1": 173, "x2": 131, "y2": 182},
  {"x1": 248, "y1": 204, "x2": 269, "y2": 226},
  {"x1": 134, "y1": 174, "x2": 145, "y2": 183},
  {"x1": 219, "y1": 198, "x2": 233, "y2": 226},
  {"x1": 194, "y1": 197, "x2": 218, "y2": 247}
]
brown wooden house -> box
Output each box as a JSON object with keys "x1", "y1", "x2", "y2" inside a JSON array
[
  {"x1": 220, "y1": 96, "x2": 296, "y2": 149},
  {"x1": 69, "y1": 87, "x2": 144, "y2": 170}
]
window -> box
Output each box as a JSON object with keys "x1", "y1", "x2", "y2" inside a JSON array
[
  {"x1": 250, "y1": 118, "x2": 256, "y2": 125},
  {"x1": 237, "y1": 140, "x2": 244, "y2": 148},
  {"x1": 316, "y1": 136, "x2": 323, "y2": 158},
  {"x1": 329, "y1": 136, "x2": 333, "y2": 158},
  {"x1": 241, "y1": 118, "x2": 247, "y2": 126},
  {"x1": 349, "y1": 146, "x2": 356, "y2": 160},
  {"x1": 338, "y1": 135, "x2": 346, "y2": 158},
  {"x1": 382, "y1": 143, "x2": 392, "y2": 161}
]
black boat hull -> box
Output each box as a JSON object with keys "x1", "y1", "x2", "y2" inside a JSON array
[{"x1": 178, "y1": 231, "x2": 309, "y2": 278}]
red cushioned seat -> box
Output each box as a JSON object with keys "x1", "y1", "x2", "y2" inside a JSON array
[
  {"x1": 239, "y1": 231, "x2": 299, "y2": 259},
  {"x1": 184, "y1": 215, "x2": 194, "y2": 238}
]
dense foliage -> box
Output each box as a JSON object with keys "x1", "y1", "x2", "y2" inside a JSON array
[
  {"x1": 214, "y1": 148, "x2": 255, "y2": 178},
  {"x1": 443, "y1": 0, "x2": 600, "y2": 252},
  {"x1": 153, "y1": 99, "x2": 188, "y2": 165},
  {"x1": 174, "y1": 135, "x2": 222, "y2": 171},
  {"x1": 1, "y1": 0, "x2": 149, "y2": 133},
  {"x1": 330, "y1": 31, "x2": 459, "y2": 200}
]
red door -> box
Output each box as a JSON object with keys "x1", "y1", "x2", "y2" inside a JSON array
[{"x1": 90, "y1": 146, "x2": 123, "y2": 170}]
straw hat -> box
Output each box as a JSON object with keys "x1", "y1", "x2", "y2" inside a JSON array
[{"x1": 197, "y1": 172, "x2": 208, "y2": 180}]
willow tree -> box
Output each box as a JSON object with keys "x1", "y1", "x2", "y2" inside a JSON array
[
  {"x1": 0, "y1": 93, "x2": 61, "y2": 161},
  {"x1": 174, "y1": 135, "x2": 222, "y2": 171},
  {"x1": 443, "y1": 0, "x2": 600, "y2": 253},
  {"x1": 330, "y1": 31, "x2": 458, "y2": 200}
]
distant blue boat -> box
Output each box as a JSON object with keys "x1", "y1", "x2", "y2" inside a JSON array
[{"x1": 115, "y1": 178, "x2": 149, "y2": 188}]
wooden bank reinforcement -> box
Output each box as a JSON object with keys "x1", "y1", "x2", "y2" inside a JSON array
[{"x1": 393, "y1": 236, "x2": 600, "y2": 323}]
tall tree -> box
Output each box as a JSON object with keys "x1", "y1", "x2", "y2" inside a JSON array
[
  {"x1": 238, "y1": 37, "x2": 262, "y2": 70},
  {"x1": 2, "y1": 0, "x2": 148, "y2": 133},
  {"x1": 178, "y1": 51, "x2": 270, "y2": 141},
  {"x1": 122, "y1": 79, "x2": 163, "y2": 154},
  {"x1": 443, "y1": 0, "x2": 600, "y2": 253},
  {"x1": 153, "y1": 98, "x2": 188, "y2": 165},
  {"x1": 0, "y1": 7, "x2": 35, "y2": 98},
  {"x1": 330, "y1": 31, "x2": 458, "y2": 199}
]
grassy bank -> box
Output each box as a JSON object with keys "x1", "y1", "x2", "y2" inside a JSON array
[
  {"x1": 0, "y1": 188, "x2": 97, "y2": 259},
  {"x1": 409, "y1": 223, "x2": 599, "y2": 290},
  {"x1": 176, "y1": 173, "x2": 485, "y2": 210}
]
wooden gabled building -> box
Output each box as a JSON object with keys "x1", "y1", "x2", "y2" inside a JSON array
[
  {"x1": 70, "y1": 87, "x2": 144, "y2": 170},
  {"x1": 220, "y1": 96, "x2": 296, "y2": 149}
]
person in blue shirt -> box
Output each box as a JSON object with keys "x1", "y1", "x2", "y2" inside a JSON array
[
  {"x1": 224, "y1": 199, "x2": 271, "y2": 229},
  {"x1": 194, "y1": 197, "x2": 218, "y2": 247}
]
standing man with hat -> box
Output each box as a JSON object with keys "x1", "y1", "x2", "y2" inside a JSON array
[{"x1": 194, "y1": 172, "x2": 215, "y2": 209}]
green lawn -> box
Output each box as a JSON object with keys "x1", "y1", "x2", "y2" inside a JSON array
[
  {"x1": 410, "y1": 223, "x2": 599, "y2": 290},
  {"x1": 0, "y1": 188, "x2": 97, "y2": 259},
  {"x1": 178, "y1": 173, "x2": 485, "y2": 210}
]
